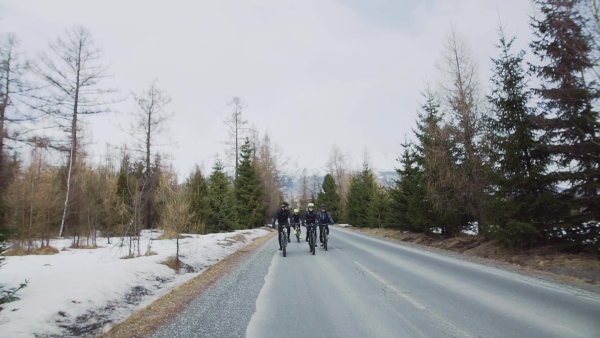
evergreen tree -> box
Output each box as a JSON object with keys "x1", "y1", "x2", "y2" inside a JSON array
[
  {"x1": 234, "y1": 139, "x2": 264, "y2": 229},
  {"x1": 367, "y1": 184, "x2": 392, "y2": 228},
  {"x1": 392, "y1": 143, "x2": 434, "y2": 232},
  {"x1": 531, "y1": 0, "x2": 600, "y2": 245},
  {"x1": 317, "y1": 174, "x2": 341, "y2": 222},
  {"x1": 345, "y1": 163, "x2": 377, "y2": 227},
  {"x1": 186, "y1": 166, "x2": 212, "y2": 234},
  {"x1": 412, "y1": 89, "x2": 467, "y2": 235},
  {"x1": 207, "y1": 161, "x2": 237, "y2": 232},
  {"x1": 486, "y1": 27, "x2": 559, "y2": 247}
]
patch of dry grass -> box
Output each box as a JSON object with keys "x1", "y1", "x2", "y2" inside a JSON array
[
  {"x1": 101, "y1": 231, "x2": 276, "y2": 338},
  {"x1": 155, "y1": 229, "x2": 191, "y2": 240},
  {"x1": 5, "y1": 246, "x2": 59, "y2": 256},
  {"x1": 70, "y1": 245, "x2": 102, "y2": 249}
]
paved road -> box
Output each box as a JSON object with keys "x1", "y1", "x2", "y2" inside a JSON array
[{"x1": 155, "y1": 227, "x2": 600, "y2": 338}]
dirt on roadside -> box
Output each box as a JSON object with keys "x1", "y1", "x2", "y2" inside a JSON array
[{"x1": 344, "y1": 226, "x2": 600, "y2": 287}]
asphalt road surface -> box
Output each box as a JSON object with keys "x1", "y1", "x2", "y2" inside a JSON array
[{"x1": 153, "y1": 227, "x2": 600, "y2": 338}]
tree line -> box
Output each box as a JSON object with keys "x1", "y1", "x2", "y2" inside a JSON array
[
  {"x1": 1, "y1": 0, "x2": 598, "y2": 254},
  {"x1": 339, "y1": 0, "x2": 599, "y2": 252}
]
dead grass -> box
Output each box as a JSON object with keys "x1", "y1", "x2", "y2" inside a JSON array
[
  {"x1": 154, "y1": 228, "x2": 193, "y2": 240},
  {"x1": 219, "y1": 232, "x2": 252, "y2": 247},
  {"x1": 101, "y1": 230, "x2": 277, "y2": 338},
  {"x1": 346, "y1": 226, "x2": 600, "y2": 285},
  {"x1": 5, "y1": 245, "x2": 60, "y2": 256},
  {"x1": 70, "y1": 245, "x2": 102, "y2": 249}
]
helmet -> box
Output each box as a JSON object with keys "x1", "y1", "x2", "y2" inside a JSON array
[
  {"x1": 307, "y1": 202, "x2": 315, "y2": 209},
  {"x1": 320, "y1": 204, "x2": 326, "y2": 209},
  {"x1": 281, "y1": 201, "x2": 289, "y2": 207},
  {"x1": 293, "y1": 208, "x2": 299, "y2": 213}
]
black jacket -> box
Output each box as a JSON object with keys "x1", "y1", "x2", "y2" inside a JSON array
[
  {"x1": 272, "y1": 208, "x2": 290, "y2": 227},
  {"x1": 303, "y1": 210, "x2": 317, "y2": 225}
]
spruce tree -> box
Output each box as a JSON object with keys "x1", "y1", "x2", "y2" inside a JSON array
[
  {"x1": 234, "y1": 139, "x2": 264, "y2": 229},
  {"x1": 413, "y1": 89, "x2": 466, "y2": 235},
  {"x1": 486, "y1": 27, "x2": 560, "y2": 247},
  {"x1": 531, "y1": 0, "x2": 600, "y2": 244},
  {"x1": 186, "y1": 166, "x2": 212, "y2": 234},
  {"x1": 367, "y1": 184, "x2": 392, "y2": 228},
  {"x1": 345, "y1": 163, "x2": 377, "y2": 227},
  {"x1": 317, "y1": 174, "x2": 341, "y2": 222},
  {"x1": 208, "y1": 161, "x2": 237, "y2": 232},
  {"x1": 392, "y1": 143, "x2": 434, "y2": 232}
]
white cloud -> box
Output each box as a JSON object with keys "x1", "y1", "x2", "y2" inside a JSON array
[{"x1": 2, "y1": 0, "x2": 535, "y2": 178}]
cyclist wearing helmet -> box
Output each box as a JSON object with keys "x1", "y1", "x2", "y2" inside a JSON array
[
  {"x1": 317, "y1": 204, "x2": 334, "y2": 246},
  {"x1": 291, "y1": 208, "x2": 302, "y2": 239},
  {"x1": 272, "y1": 201, "x2": 291, "y2": 250},
  {"x1": 303, "y1": 202, "x2": 317, "y2": 242}
]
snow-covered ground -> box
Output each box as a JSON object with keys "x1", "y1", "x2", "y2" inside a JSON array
[{"x1": 0, "y1": 228, "x2": 270, "y2": 337}]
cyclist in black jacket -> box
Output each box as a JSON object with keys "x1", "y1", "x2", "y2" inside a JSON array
[
  {"x1": 317, "y1": 204, "x2": 334, "y2": 246},
  {"x1": 303, "y1": 202, "x2": 318, "y2": 243},
  {"x1": 272, "y1": 201, "x2": 291, "y2": 250}
]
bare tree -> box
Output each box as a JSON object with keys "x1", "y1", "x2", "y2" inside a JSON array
[
  {"x1": 130, "y1": 79, "x2": 172, "y2": 229},
  {"x1": 299, "y1": 168, "x2": 310, "y2": 208},
  {"x1": 436, "y1": 25, "x2": 486, "y2": 231},
  {"x1": 31, "y1": 26, "x2": 115, "y2": 237},
  {"x1": 255, "y1": 132, "x2": 283, "y2": 222},
  {"x1": 326, "y1": 144, "x2": 351, "y2": 213},
  {"x1": 223, "y1": 96, "x2": 248, "y2": 177},
  {"x1": 0, "y1": 33, "x2": 35, "y2": 221}
]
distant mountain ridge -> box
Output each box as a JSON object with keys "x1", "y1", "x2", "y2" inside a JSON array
[{"x1": 281, "y1": 169, "x2": 398, "y2": 195}]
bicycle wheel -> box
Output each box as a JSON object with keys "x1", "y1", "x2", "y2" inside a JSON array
[
  {"x1": 312, "y1": 232, "x2": 316, "y2": 255},
  {"x1": 324, "y1": 232, "x2": 328, "y2": 251},
  {"x1": 283, "y1": 231, "x2": 287, "y2": 257},
  {"x1": 296, "y1": 227, "x2": 300, "y2": 242}
]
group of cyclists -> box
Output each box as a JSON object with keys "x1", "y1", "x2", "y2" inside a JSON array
[{"x1": 272, "y1": 201, "x2": 335, "y2": 251}]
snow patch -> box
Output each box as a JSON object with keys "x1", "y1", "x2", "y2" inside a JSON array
[{"x1": 0, "y1": 229, "x2": 269, "y2": 337}]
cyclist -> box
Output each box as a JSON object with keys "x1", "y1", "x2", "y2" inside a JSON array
[
  {"x1": 303, "y1": 202, "x2": 317, "y2": 243},
  {"x1": 272, "y1": 201, "x2": 291, "y2": 250},
  {"x1": 291, "y1": 208, "x2": 302, "y2": 240},
  {"x1": 317, "y1": 204, "x2": 334, "y2": 246}
]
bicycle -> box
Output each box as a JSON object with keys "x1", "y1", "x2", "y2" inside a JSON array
[
  {"x1": 294, "y1": 223, "x2": 301, "y2": 243},
  {"x1": 323, "y1": 224, "x2": 329, "y2": 251},
  {"x1": 279, "y1": 226, "x2": 288, "y2": 257},
  {"x1": 306, "y1": 223, "x2": 317, "y2": 255},
  {"x1": 320, "y1": 223, "x2": 330, "y2": 251}
]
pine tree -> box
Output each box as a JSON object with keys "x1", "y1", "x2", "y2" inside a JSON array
[
  {"x1": 234, "y1": 139, "x2": 264, "y2": 229},
  {"x1": 392, "y1": 143, "x2": 434, "y2": 232},
  {"x1": 413, "y1": 89, "x2": 468, "y2": 235},
  {"x1": 531, "y1": 0, "x2": 600, "y2": 245},
  {"x1": 486, "y1": 27, "x2": 560, "y2": 247},
  {"x1": 186, "y1": 166, "x2": 212, "y2": 234},
  {"x1": 317, "y1": 174, "x2": 341, "y2": 222},
  {"x1": 345, "y1": 163, "x2": 377, "y2": 227},
  {"x1": 367, "y1": 184, "x2": 392, "y2": 228},
  {"x1": 208, "y1": 161, "x2": 237, "y2": 232}
]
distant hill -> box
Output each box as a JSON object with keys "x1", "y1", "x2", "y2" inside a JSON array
[{"x1": 281, "y1": 169, "x2": 398, "y2": 195}]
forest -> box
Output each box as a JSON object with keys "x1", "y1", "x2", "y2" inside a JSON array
[{"x1": 0, "y1": 0, "x2": 598, "y2": 259}]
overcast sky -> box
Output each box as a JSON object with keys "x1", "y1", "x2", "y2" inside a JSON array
[{"x1": 2, "y1": 0, "x2": 536, "y2": 178}]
